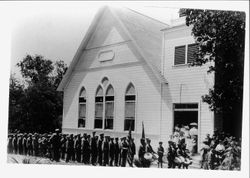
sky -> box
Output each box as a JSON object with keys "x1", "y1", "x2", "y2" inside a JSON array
[{"x1": 10, "y1": 1, "x2": 180, "y2": 79}]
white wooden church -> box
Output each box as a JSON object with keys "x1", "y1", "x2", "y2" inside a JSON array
[{"x1": 57, "y1": 6, "x2": 218, "y2": 150}]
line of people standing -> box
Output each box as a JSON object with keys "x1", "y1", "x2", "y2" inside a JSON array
[{"x1": 8, "y1": 130, "x2": 137, "y2": 167}]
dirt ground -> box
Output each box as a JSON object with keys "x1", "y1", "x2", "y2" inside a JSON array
[{"x1": 7, "y1": 154, "x2": 200, "y2": 169}]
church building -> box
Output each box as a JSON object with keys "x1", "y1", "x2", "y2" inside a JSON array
[{"x1": 57, "y1": 6, "x2": 216, "y2": 151}]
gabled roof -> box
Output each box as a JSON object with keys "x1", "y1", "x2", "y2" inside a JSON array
[{"x1": 57, "y1": 6, "x2": 169, "y2": 91}]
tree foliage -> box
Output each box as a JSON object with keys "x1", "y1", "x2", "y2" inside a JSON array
[
  {"x1": 182, "y1": 9, "x2": 245, "y2": 137},
  {"x1": 9, "y1": 55, "x2": 67, "y2": 133}
]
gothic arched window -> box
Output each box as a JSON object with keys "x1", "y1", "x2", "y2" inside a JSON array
[
  {"x1": 124, "y1": 83, "x2": 136, "y2": 131},
  {"x1": 78, "y1": 87, "x2": 86, "y2": 128}
]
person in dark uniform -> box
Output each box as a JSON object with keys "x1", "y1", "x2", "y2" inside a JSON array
[
  {"x1": 38, "y1": 135, "x2": 43, "y2": 157},
  {"x1": 167, "y1": 141, "x2": 175, "y2": 168},
  {"x1": 90, "y1": 132, "x2": 98, "y2": 165},
  {"x1": 40, "y1": 134, "x2": 47, "y2": 157},
  {"x1": 7, "y1": 134, "x2": 13, "y2": 154},
  {"x1": 66, "y1": 134, "x2": 74, "y2": 162},
  {"x1": 50, "y1": 129, "x2": 61, "y2": 162},
  {"x1": 109, "y1": 138, "x2": 115, "y2": 166},
  {"x1": 138, "y1": 138, "x2": 147, "y2": 167},
  {"x1": 74, "y1": 134, "x2": 82, "y2": 163},
  {"x1": 60, "y1": 134, "x2": 67, "y2": 160},
  {"x1": 102, "y1": 136, "x2": 110, "y2": 166},
  {"x1": 157, "y1": 141, "x2": 164, "y2": 168},
  {"x1": 33, "y1": 133, "x2": 39, "y2": 156},
  {"x1": 82, "y1": 133, "x2": 90, "y2": 164},
  {"x1": 114, "y1": 137, "x2": 120, "y2": 166},
  {"x1": 98, "y1": 133, "x2": 104, "y2": 166},
  {"x1": 22, "y1": 133, "x2": 28, "y2": 155},
  {"x1": 26, "y1": 134, "x2": 33, "y2": 156},
  {"x1": 86, "y1": 135, "x2": 91, "y2": 164},
  {"x1": 12, "y1": 134, "x2": 18, "y2": 154},
  {"x1": 120, "y1": 137, "x2": 129, "y2": 167},
  {"x1": 118, "y1": 137, "x2": 123, "y2": 166},
  {"x1": 129, "y1": 138, "x2": 136, "y2": 167},
  {"x1": 17, "y1": 134, "x2": 23, "y2": 155}
]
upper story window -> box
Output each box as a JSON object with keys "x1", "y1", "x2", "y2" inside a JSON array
[
  {"x1": 78, "y1": 87, "x2": 86, "y2": 128},
  {"x1": 174, "y1": 43, "x2": 198, "y2": 66}
]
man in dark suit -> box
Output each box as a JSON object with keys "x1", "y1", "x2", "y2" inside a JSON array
[
  {"x1": 74, "y1": 134, "x2": 82, "y2": 163},
  {"x1": 114, "y1": 137, "x2": 120, "y2": 166},
  {"x1": 109, "y1": 138, "x2": 115, "y2": 166},
  {"x1": 50, "y1": 129, "x2": 61, "y2": 162},
  {"x1": 82, "y1": 133, "x2": 90, "y2": 164},
  {"x1": 98, "y1": 133, "x2": 104, "y2": 166},
  {"x1": 102, "y1": 136, "x2": 110, "y2": 166},
  {"x1": 90, "y1": 132, "x2": 98, "y2": 165},
  {"x1": 120, "y1": 137, "x2": 129, "y2": 167},
  {"x1": 66, "y1": 134, "x2": 74, "y2": 162}
]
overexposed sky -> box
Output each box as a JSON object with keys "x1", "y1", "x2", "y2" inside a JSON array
[{"x1": 10, "y1": 2, "x2": 180, "y2": 78}]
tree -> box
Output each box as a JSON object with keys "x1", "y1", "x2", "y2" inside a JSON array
[
  {"x1": 8, "y1": 74, "x2": 25, "y2": 132},
  {"x1": 9, "y1": 55, "x2": 68, "y2": 133},
  {"x1": 182, "y1": 9, "x2": 245, "y2": 137}
]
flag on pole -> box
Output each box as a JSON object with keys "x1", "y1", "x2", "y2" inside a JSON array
[
  {"x1": 127, "y1": 123, "x2": 133, "y2": 166},
  {"x1": 142, "y1": 121, "x2": 145, "y2": 140},
  {"x1": 128, "y1": 122, "x2": 132, "y2": 140}
]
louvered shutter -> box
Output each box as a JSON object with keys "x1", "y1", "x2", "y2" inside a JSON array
[
  {"x1": 187, "y1": 43, "x2": 198, "y2": 63},
  {"x1": 174, "y1": 45, "x2": 186, "y2": 65}
]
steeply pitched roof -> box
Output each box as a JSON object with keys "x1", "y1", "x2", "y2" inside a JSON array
[{"x1": 57, "y1": 6, "x2": 169, "y2": 91}]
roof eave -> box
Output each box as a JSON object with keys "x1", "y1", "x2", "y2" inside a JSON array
[{"x1": 57, "y1": 6, "x2": 107, "y2": 91}]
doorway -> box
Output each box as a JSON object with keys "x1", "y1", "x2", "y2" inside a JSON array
[{"x1": 173, "y1": 103, "x2": 199, "y2": 154}]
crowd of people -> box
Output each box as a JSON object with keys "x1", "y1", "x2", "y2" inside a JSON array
[
  {"x1": 7, "y1": 126, "x2": 241, "y2": 170},
  {"x1": 165, "y1": 124, "x2": 198, "y2": 169},
  {"x1": 200, "y1": 130, "x2": 241, "y2": 170},
  {"x1": 7, "y1": 129, "x2": 164, "y2": 168}
]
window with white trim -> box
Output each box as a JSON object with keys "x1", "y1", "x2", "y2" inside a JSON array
[
  {"x1": 78, "y1": 87, "x2": 86, "y2": 128},
  {"x1": 174, "y1": 43, "x2": 198, "y2": 65},
  {"x1": 94, "y1": 86, "x2": 103, "y2": 129},
  {"x1": 124, "y1": 83, "x2": 136, "y2": 131},
  {"x1": 105, "y1": 85, "x2": 114, "y2": 129},
  {"x1": 94, "y1": 77, "x2": 115, "y2": 130}
]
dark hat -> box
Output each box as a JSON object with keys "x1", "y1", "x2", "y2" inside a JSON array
[
  {"x1": 92, "y1": 131, "x2": 96, "y2": 135},
  {"x1": 100, "y1": 133, "x2": 104, "y2": 137},
  {"x1": 159, "y1": 141, "x2": 163, "y2": 144},
  {"x1": 140, "y1": 138, "x2": 145, "y2": 142},
  {"x1": 110, "y1": 137, "x2": 114, "y2": 140},
  {"x1": 115, "y1": 137, "x2": 119, "y2": 140}
]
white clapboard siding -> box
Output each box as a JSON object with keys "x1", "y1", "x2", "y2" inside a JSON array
[{"x1": 162, "y1": 25, "x2": 215, "y2": 150}]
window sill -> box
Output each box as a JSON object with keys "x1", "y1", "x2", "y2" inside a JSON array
[{"x1": 172, "y1": 64, "x2": 189, "y2": 68}]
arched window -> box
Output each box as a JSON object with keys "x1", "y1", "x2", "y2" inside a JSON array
[
  {"x1": 78, "y1": 87, "x2": 86, "y2": 128},
  {"x1": 105, "y1": 85, "x2": 114, "y2": 129},
  {"x1": 94, "y1": 86, "x2": 103, "y2": 129},
  {"x1": 124, "y1": 83, "x2": 136, "y2": 131}
]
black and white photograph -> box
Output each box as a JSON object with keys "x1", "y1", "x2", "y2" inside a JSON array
[{"x1": 0, "y1": 1, "x2": 249, "y2": 178}]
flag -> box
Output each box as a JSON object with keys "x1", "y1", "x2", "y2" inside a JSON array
[
  {"x1": 142, "y1": 121, "x2": 145, "y2": 140},
  {"x1": 127, "y1": 123, "x2": 133, "y2": 166},
  {"x1": 128, "y1": 122, "x2": 132, "y2": 139}
]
